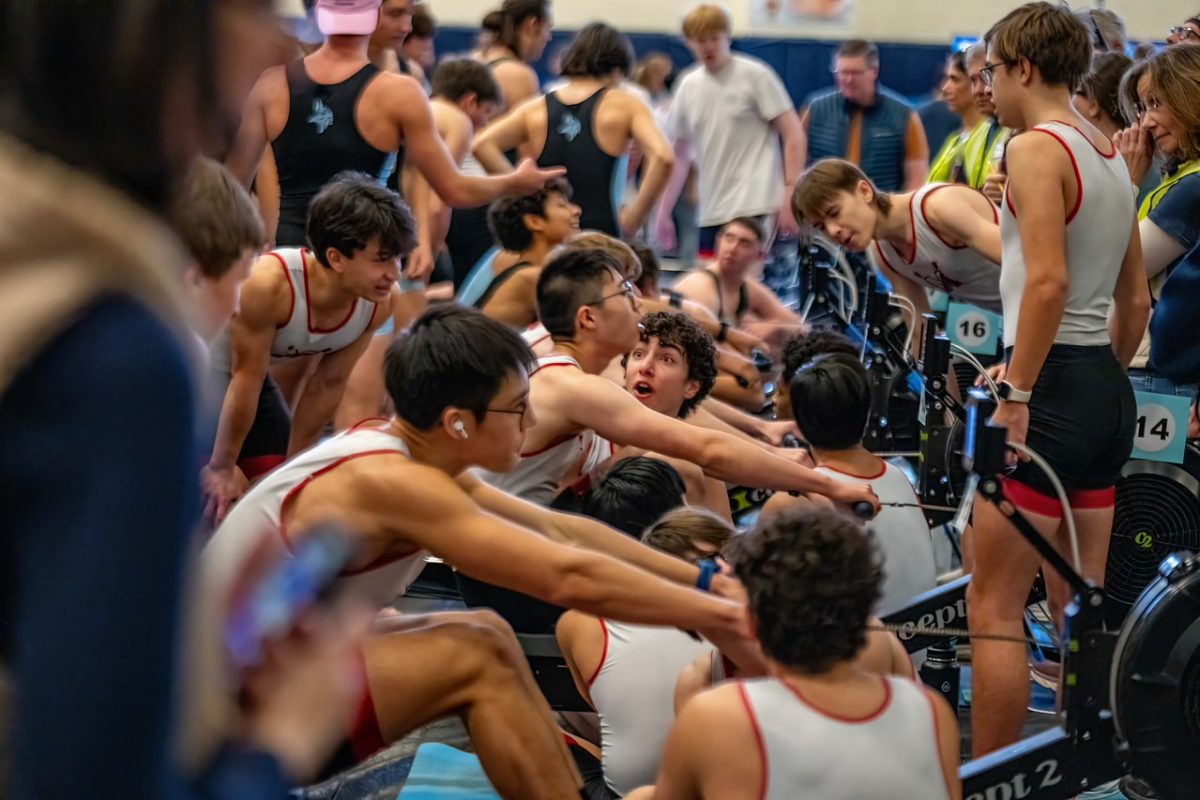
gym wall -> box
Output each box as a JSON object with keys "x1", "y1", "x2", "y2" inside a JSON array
[{"x1": 428, "y1": 0, "x2": 1188, "y2": 109}]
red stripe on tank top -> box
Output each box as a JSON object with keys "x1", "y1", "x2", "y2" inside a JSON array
[
  {"x1": 268, "y1": 251, "x2": 296, "y2": 330},
  {"x1": 302, "y1": 248, "x2": 364, "y2": 333},
  {"x1": 588, "y1": 618, "x2": 610, "y2": 688},
  {"x1": 737, "y1": 682, "x2": 770, "y2": 800}
]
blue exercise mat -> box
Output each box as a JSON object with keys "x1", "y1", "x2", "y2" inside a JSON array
[{"x1": 396, "y1": 743, "x2": 500, "y2": 800}]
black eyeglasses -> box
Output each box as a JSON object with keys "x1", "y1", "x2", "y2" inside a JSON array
[
  {"x1": 1169, "y1": 25, "x2": 1199, "y2": 40},
  {"x1": 486, "y1": 403, "x2": 529, "y2": 417},
  {"x1": 979, "y1": 61, "x2": 1010, "y2": 88},
  {"x1": 586, "y1": 280, "x2": 637, "y2": 307}
]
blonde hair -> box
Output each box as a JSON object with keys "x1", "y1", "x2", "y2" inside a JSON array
[
  {"x1": 642, "y1": 507, "x2": 735, "y2": 563},
  {"x1": 985, "y1": 2, "x2": 1092, "y2": 90},
  {"x1": 682, "y1": 4, "x2": 730, "y2": 40},
  {"x1": 1119, "y1": 45, "x2": 1200, "y2": 163},
  {"x1": 791, "y1": 159, "x2": 892, "y2": 228},
  {"x1": 562, "y1": 231, "x2": 642, "y2": 282}
]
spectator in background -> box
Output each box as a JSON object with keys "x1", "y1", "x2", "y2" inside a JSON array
[
  {"x1": 927, "y1": 49, "x2": 987, "y2": 184},
  {"x1": 965, "y1": 41, "x2": 1012, "y2": 202},
  {"x1": 634, "y1": 52, "x2": 675, "y2": 106},
  {"x1": 656, "y1": 4, "x2": 807, "y2": 258},
  {"x1": 801, "y1": 39, "x2": 929, "y2": 192},
  {"x1": 401, "y1": 3, "x2": 437, "y2": 78},
  {"x1": 1076, "y1": 6, "x2": 1128, "y2": 54},
  {"x1": 917, "y1": 58, "x2": 963, "y2": 166},
  {"x1": 1073, "y1": 52, "x2": 1133, "y2": 145},
  {"x1": 1166, "y1": 14, "x2": 1200, "y2": 46}
]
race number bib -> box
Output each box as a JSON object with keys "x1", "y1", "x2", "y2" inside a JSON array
[
  {"x1": 947, "y1": 302, "x2": 1002, "y2": 356},
  {"x1": 1131, "y1": 391, "x2": 1190, "y2": 464}
]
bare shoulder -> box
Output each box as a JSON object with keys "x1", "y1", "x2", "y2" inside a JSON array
[
  {"x1": 1006, "y1": 128, "x2": 1071, "y2": 168},
  {"x1": 680, "y1": 681, "x2": 754, "y2": 729},
  {"x1": 925, "y1": 184, "x2": 995, "y2": 222},
  {"x1": 252, "y1": 64, "x2": 290, "y2": 100}
]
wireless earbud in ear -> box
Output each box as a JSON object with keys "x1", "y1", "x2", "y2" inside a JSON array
[{"x1": 453, "y1": 420, "x2": 469, "y2": 440}]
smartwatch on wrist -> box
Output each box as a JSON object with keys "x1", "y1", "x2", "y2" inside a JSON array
[{"x1": 998, "y1": 380, "x2": 1032, "y2": 404}]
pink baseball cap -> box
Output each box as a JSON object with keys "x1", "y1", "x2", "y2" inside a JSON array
[{"x1": 315, "y1": 0, "x2": 382, "y2": 36}]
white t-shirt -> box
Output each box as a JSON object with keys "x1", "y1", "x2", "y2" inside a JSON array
[{"x1": 665, "y1": 55, "x2": 793, "y2": 227}]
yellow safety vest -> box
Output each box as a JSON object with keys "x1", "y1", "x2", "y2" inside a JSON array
[
  {"x1": 1139, "y1": 159, "x2": 1200, "y2": 297},
  {"x1": 928, "y1": 130, "x2": 966, "y2": 184},
  {"x1": 960, "y1": 120, "x2": 1009, "y2": 190}
]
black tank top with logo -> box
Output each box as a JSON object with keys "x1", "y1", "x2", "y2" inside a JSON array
[
  {"x1": 273, "y1": 60, "x2": 402, "y2": 246},
  {"x1": 537, "y1": 89, "x2": 619, "y2": 236},
  {"x1": 473, "y1": 260, "x2": 534, "y2": 311}
]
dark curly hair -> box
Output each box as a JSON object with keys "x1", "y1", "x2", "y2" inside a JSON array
[
  {"x1": 487, "y1": 177, "x2": 573, "y2": 251},
  {"x1": 780, "y1": 327, "x2": 860, "y2": 384},
  {"x1": 307, "y1": 171, "x2": 417, "y2": 267},
  {"x1": 729, "y1": 506, "x2": 882, "y2": 674},
  {"x1": 630, "y1": 312, "x2": 718, "y2": 418}
]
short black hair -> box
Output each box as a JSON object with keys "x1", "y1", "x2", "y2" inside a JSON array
[
  {"x1": 0, "y1": 0, "x2": 221, "y2": 209},
  {"x1": 789, "y1": 353, "x2": 870, "y2": 450},
  {"x1": 719, "y1": 216, "x2": 765, "y2": 244},
  {"x1": 581, "y1": 457, "x2": 686, "y2": 536},
  {"x1": 385, "y1": 305, "x2": 536, "y2": 430},
  {"x1": 536, "y1": 247, "x2": 624, "y2": 341},
  {"x1": 629, "y1": 240, "x2": 660, "y2": 295},
  {"x1": 431, "y1": 58, "x2": 501, "y2": 106},
  {"x1": 780, "y1": 328, "x2": 860, "y2": 384},
  {"x1": 632, "y1": 312, "x2": 718, "y2": 418},
  {"x1": 730, "y1": 506, "x2": 882, "y2": 674},
  {"x1": 559, "y1": 23, "x2": 635, "y2": 79},
  {"x1": 487, "y1": 178, "x2": 573, "y2": 251},
  {"x1": 307, "y1": 172, "x2": 417, "y2": 267}
]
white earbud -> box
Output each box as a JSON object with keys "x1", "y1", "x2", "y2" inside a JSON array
[{"x1": 453, "y1": 420, "x2": 468, "y2": 439}]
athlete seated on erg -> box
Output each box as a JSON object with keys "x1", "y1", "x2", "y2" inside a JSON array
[
  {"x1": 557, "y1": 507, "x2": 736, "y2": 800},
  {"x1": 204, "y1": 304, "x2": 761, "y2": 798},
  {"x1": 762, "y1": 350, "x2": 939, "y2": 612},
  {"x1": 627, "y1": 506, "x2": 960, "y2": 800}
]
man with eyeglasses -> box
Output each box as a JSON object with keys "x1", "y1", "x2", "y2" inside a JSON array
[
  {"x1": 801, "y1": 39, "x2": 930, "y2": 192},
  {"x1": 1167, "y1": 16, "x2": 1200, "y2": 46},
  {"x1": 204, "y1": 303, "x2": 761, "y2": 796},
  {"x1": 474, "y1": 246, "x2": 880, "y2": 513}
]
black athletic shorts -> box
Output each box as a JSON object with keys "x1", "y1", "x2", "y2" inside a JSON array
[
  {"x1": 1004, "y1": 343, "x2": 1134, "y2": 509},
  {"x1": 237, "y1": 374, "x2": 291, "y2": 479}
]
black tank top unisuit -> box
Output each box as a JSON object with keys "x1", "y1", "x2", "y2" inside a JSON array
[
  {"x1": 273, "y1": 60, "x2": 403, "y2": 246},
  {"x1": 474, "y1": 260, "x2": 534, "y2": 311},
  {"x1": 537, "y1": 89, "x2": 620, "y2": 236}
]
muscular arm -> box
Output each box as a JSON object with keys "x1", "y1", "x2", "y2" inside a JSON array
[
  {"x1": 874, "y1": 257, "x2": 933, "y2": 334},
  {"x1": 472, "y1": 102, "x2": 529, "y2": 174},
  {"x1": 255, "y1": 146, "x2": 280, "y2": 247},
  {"x1": 622, "y1": 98, "x2": 676, "y2": 234},
  {"x1": 226, "y1": 73, "x2": 276, "y2": 187},
  {"x1": 428, "y1": 115, "x2": 474, "y2": 251},
  {"x1": 321, "y1": 462, "x2": 746, "y2": 633},
  {"x1": 903, "y1": 111, "x2": 932, "y2": 192},
  {"x1": 1140, "y1": 217, "x2": 1189, "y2": 282},
  {"x1": 773, "y1": 110, "x2": 807, "y2": 231},
  {"x1": 287, "y1": 303, "x2": 388, "y2": 454},
  {"x1": 208, "y1": 261, "x2": 286, "y2": 470},
  {"x1": 555, "y1": 611, "x2": 600, "y2": 710},
  {"x1": 554, "y1": 371, "x2": 851, "y2": 500},
  {"x1": 1002, "y1": 133, "x2": 1073, "y2": 393},
  {"x1": 456, "y1": 469, "x2": 707, "y2": 588},
  {"x1": 1108, "y1": 217, "x2": 1151, "y2": 368},
  {"x1": 745, "y1": 280, "x2": 804, "y2": 325}
]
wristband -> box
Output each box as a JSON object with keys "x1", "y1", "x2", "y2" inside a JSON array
[
  {"x1": 696, "y1": 559, "x2": 719, "y2": 592},
  {"x1": 717, "y1": 321, "x2": 729, "y2": 343}
]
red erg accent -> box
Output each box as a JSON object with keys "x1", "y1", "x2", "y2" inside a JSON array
[
  {"x1": 1068, "y1": 486, "x2": 1116, "y2": 509},
  {"x1": 819, "y1": 458, "x2": 886, "y2": 481},
  {"x1": 349, "y1": 652, "x2": 388, "y2": 761},
  {"x1": 737, "y1": 682, "x2": 770, "y2": 800},
  {"x1": 588, "y1": 618, "x2": 610, "y2": 688},
  {"x1": 238, "y1": 454, "x2": 285, "y2": 481},
  {"x1": 1000, "y1": 476, "x2": 1065, "y2": 519}
]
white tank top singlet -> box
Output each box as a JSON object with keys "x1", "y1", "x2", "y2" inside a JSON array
[
  {"x1": 815, "y1": 461, "x2": 936, "y2": 615},
  {"x1": 211, "y1": 247, "x2": 378, "y2": 374},
  {"x1": 204, "y1": 424, "x2": 428, "y2": 610},
  {"x1": 999, "y1": 121, "x2": 1134, "y2": 348},
  {"x1": 589, "y1": 620, "x2": 715, "y2": 796},
  {"x1": 474, "y1": 354, "x2": 593, "y2": 505},
  {"x1": 740, "y1": 676, "x2": 952, "y2": 800},
  {"x1": 872, "y1": 183, "x2": 1002, "y2": 313}
]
